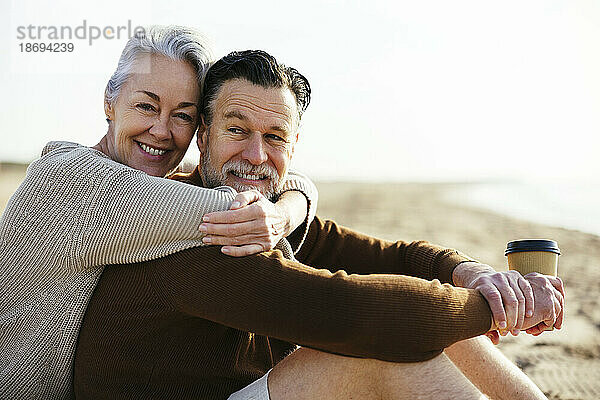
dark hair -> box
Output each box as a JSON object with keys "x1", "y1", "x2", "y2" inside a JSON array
[{"x1": 201, "y1": 50, "x2": 311, "y2": 127}]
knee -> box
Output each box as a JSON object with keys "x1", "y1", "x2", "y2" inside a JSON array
[{"x1": 269, "y1": 348, "x2": 384, "y2": 400}]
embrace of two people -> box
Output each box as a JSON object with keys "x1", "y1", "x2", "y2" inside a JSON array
[{"x1": 0, "y1": 26, "x2": 564, "y2": 400}]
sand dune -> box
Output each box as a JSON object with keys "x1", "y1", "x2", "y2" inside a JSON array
[{"x1": 1, "y1": 167, "x2": 598, "y2": 399}]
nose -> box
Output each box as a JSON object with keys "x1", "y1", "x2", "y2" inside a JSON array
[
  {"x1": 242, "y1": 133, "x2": 268, "y2": 165},
  {"x1": 148, "y1": 115, "x2": 171, "y2": 141}
]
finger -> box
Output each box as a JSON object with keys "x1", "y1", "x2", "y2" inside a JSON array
[
  {"x1": 543, "y1": 294, "x2": 557, "y2": 328},
  {"x1": 518, "y1": 277, "x2": 535, "y2": 318},
  {"x1": 494, "y1": 276, "x2": 518, "y2": 331},
  {"x1": 203, "y1": 233, "x2": 266, "y2": 247},
  {"x1": 201, "y1": 220, "x2": 260, "y2": 237},
  {"x1": 552, "y1": 287, "x2": 564, "y2": 329},
  {"x1": 508, "y1": 278, "x2": 526, "y2": 333},
  {"x1": 545, "y1": 283, "x2": 561, "y2": 328},
  {"x1": 548, "y1": 276, "x2": 566, "y2": 300},
  {"x1": 542, "y1": 321, "x2": 555, "y2": 332},
  {"x1": 203, "y1": 207, "x2": 258, "y2": 224},
  {"x1": 478, "y1": 286, "x2": 507, "y2": 331},
  {"x1": 230, "y1": 190, "x2": 262, "y2": 210},
  {"x1": 540, "y1": 276, "x2": 564, "y2": 330},
  {"x1": 221, "y1": 244, "x2": 265, "y2": 257},
  {"x1": 524, "y1": 271, "x2": 542, "y2": 279},
  {"x1": 486, "y1": 331, "x2": 500, "y2": 345},
  {"x1": 525, "y1": 323, "x2": 546, "y2": 336}
]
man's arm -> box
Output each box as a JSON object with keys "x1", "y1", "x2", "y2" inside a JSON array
[
  {"x1": 145, "y1": 245, "x2": 494, "y2": 364},
  {"x1": 295, "y1": 218, "x2": 563, "y2": 336},
  {"x1": 295, "y1": 216, "x2": 474, "y2": 283}
]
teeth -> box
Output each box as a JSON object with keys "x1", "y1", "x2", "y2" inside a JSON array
[
  {"x1": 233, "y1": 172, "x2": 263, "y2": 181},
  {"x1": 139, "y1": 143, "x2": 167, "y2": 156}
]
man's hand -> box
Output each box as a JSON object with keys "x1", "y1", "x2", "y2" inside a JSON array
[
  {"x1": 486, "y1": 274, "x2": 564, "y2": 343},
  {"x1": 199, "y1": 190, "x2": 291, "y2": 257},
  {"x1": 522, "y1": 273, "x2": 565, "y2": 334},
  {"x1": 453, "y1": 262, "x2": 535, "y2": 335}
]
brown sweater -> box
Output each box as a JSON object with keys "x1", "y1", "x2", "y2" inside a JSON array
[{"x1": 73, "y1": 176, "x2": 493, "y2": 399}]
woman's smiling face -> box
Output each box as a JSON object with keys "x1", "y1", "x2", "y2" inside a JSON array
[{"x1": 105, "y1": 53, "x2": 200, "y2": 177}]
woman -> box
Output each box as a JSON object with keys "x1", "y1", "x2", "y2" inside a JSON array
[{"x1": 0, "y1": 26, "x2": 316, "y2": 398}]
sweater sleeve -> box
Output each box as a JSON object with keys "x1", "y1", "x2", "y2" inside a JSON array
[
  {"x1": 277, "y1": 169, "x2": 318, "y2": 253},
  {"x1": 1, "y1": 142, "x2": 236, "y2": 271},
  {"x1": 295, "y1": 217, "x2": 477, "y2": 284},
  {"x1": 147, "y1": 245, "x2": 493, "y2": 363}
]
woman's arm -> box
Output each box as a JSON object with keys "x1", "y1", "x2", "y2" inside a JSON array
[
  {"x1": 197, "y1": 169, "x2": 319, "y2": 256},
  {"x1": 276, "y1": 190, "x2": 309, "y2": 238},
  {"x1": 198, "y1": 189, "x2": 310, "y2": 257},
  {"x1": 2, "y1": 141, "x2": 318, "y2": 270},
  {"x1": 279, "y1": 169, "x2": 317, "y2": 225},
  {"x1": 0, "y1": 142, "x2": 235, "y2": 271},
  {"x1": 278, "y1": 169, "x2": 318, "y2": 252}
]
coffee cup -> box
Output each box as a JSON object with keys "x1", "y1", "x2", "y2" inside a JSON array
[
  {"x1": 505, "y1": 239, "x2": 560, "y2": 331},
  {"x1": 505, "y1": 239, "x2": 560, "y2": 277}
]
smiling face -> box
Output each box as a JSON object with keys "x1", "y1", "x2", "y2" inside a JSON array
[
  {"x1": 198, "y1": 78, "x2": 299, "y2": 198},
  {"x1": 104, "y1": 53, "x2": 200, "y2": 177}
]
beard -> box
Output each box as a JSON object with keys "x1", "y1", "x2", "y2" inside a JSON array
[{"x1": 200, "y1": 147, "x2": 283, "y2": 200}]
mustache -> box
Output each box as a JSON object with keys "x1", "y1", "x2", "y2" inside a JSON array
[{"x1": 222, "y1": 160, "x2": 279, "y2": 181}]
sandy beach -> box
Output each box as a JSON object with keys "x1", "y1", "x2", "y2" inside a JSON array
[
  {"x1": 315, "y1": 181, "x2": 600, "y2": 400},
  {"x1": 1, "y1": 167, "x2": 599, "y2": 399}
]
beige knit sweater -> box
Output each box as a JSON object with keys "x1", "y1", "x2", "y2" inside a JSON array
[{"x1": 0, "y1": 141, "x2": 316, "y2": 399}]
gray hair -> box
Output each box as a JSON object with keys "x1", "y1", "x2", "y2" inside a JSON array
[{"x1": 104, "y1": 25, "x2": 213, "y2": 106}]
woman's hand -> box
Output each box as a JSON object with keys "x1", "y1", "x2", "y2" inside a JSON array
[{"x1": 199, "y1": 190, "x2": 292, "y2": 257}]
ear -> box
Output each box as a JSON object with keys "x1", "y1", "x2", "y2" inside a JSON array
[
  {"x1": 196, "y1": 115, "x2": 209, "y2": 154},
  {"x1": 104, "y1": 98, "x2": 115, "y2": 122}
]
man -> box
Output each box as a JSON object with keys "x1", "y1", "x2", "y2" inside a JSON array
[{"x1": 74, "y1": 50, "x2": 563, "y2": 399}]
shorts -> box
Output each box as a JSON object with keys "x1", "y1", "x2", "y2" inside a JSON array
[{"x1": 227, "y1": 369, "x2": 271, "y2": 400}]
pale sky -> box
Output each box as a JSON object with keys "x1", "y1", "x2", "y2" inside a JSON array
[{"x1": 1, "y1": 0, "x2": 598, "y2": 182}]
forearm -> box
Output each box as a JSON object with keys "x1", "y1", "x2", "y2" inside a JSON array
[
  {"x1": 445, "y1": 336, "x2": 546, "y2": 400},
  {"x1": 276, "y1": 190, "x2": 309, "y2": 236},
  {"x1": 296, "y1": 217, "x2": 475, "y2": 283},
  {"x1": 278, "y1": 169, "x2": 318, "y2": 252},
  {"x1": 80, "y1": 170, "x2": 235, "y2": 267},
  {"x1": 149, "y1": 246, "x2": 493, "y2": 363},
  {"x1": 280, "y1": 169, "x2": 318, "y2": 223},
  {"x1": 22, "y1": 142, "x2": 236, "y2": 270}
]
